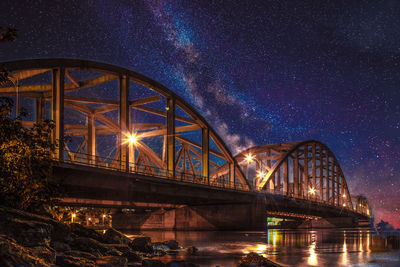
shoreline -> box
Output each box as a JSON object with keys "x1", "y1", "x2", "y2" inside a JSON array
[{"x1": 0, "y1": 206, "x2": 280, "y2": 267}]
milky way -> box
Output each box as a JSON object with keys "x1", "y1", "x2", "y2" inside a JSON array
[{"x1": 1, "y1": 0, "x2": 399, "y2": 227}]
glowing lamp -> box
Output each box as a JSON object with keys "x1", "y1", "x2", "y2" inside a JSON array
[{"x1": 245, "y1": 153, "x2": 254, "y2": 164}]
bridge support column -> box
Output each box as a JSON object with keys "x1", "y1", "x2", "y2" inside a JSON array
[
  {"x1": 119, "y1": 75, "x2": 130, "y2": 172},
  {"x1": 166, "y1": 98, "x2": 175, "y2": 178},
  {"x1": 87, "y1": 114, "x2": 96, "y2": 165},
  {"x1": 201, "y1": 128, "x2": 209, "y2": 183},
  {"x1": 51, "y1": 67, "x2": 64, "y2": 160},
  {"x1": 36, "y1": 97, "x2": 44, "y2": 123}
]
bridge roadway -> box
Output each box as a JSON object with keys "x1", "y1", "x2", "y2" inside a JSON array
[{"x1": 55, "y1": 163, "x2": 369, "y2": 230}]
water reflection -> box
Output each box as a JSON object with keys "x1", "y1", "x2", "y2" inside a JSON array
[
  {"x1": 125, "y1": 229, "x2": 400, "y2": 267},
  {"x1": 308, "y1": 232, "x2": 318, "y2": 266}
]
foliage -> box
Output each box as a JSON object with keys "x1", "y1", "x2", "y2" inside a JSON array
[{"x1": 0, "y1": 97, "x2": 60, "y2": 211}]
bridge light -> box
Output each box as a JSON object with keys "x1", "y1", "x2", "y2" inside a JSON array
[
  {"x1": 256, "y1": 170, "x2": 265, "y2": 178},
  {"x1": 245, "y1": 153, "x2": 254, "y2": 164},
  {"x1": 123, "y1": 131, "x2": 139, "y2": 146},
  {"x1": 309, "y1": 187, "x2": 316, "y2": 195},
  {"x1": 128, "y1": 133, "x2": 138, "y2": 146}
]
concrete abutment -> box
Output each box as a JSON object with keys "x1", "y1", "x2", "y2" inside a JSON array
[{"x1": 112, "y1": 198, "x2": 267, "y2": 231}]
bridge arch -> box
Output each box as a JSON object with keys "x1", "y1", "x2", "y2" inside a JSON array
[
  {"x1": 234, "y1": 140, "x2": 353, "y2": 208},
  {"x1": 0, "y1": 59, "x2": 250, "y2": 190}
]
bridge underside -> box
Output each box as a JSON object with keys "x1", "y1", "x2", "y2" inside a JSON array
[{"x1": 56, "y1": 164, "x2": 369, "y2": 230}]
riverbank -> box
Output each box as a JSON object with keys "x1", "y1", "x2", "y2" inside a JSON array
[{"x1": 0, "y1": 206, "x2": 280, "y2": 266}]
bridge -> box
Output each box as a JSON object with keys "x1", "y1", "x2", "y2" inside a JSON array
[{"x1": 0, "y1": 59, "x2": 370, "y2": 230}]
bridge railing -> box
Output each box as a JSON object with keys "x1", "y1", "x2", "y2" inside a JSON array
[{"x1": 61, "y1": 152, "x2": 249, "y2": 191}]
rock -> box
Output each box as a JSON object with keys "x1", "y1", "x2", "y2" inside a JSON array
[
  {"x1": 238, "y1": 252, "x2": 278, "y2": 267},
  {"x1": 153, "y1": 249, "x2": 167, "y2": 256},
  {"x1": 122, "y1": 250, "x2": 142, "y2": 262},
  {"x1": 30, "y1": 246, "x2": 56, "y2": 264},
  {"x1": 166, "y1": 261, "x2": 199, "y2": 267},
  {"x1": 70, "y1": 223, "x2": 105, "y2": 243},
  {"x1": 96, "y1": 255, "x2": 128, "y2": 266},
  {"x1": 185, "y1": 246, "x2": 198, "y2": 255},
  {"x1": 152, "y1": 242, "x2": 171, "y2": 251},
  {"x1": 108, "y1": 243, "x2": 131, "y2": 254},
  {"x1": 129, "y1": 236, "x2": 154, "y2": 253},
  {"x1": 142, "y1": 259, "x2": 166, "y2": 267},
  {"x1": 70, "y1": 237, "x2": 115, "y2": 256},
  {"x1": 0, "y1": 206, "x2": 72, "y2": 245},
  {"x1": 0, "y1": 235, "x2": 51, "y2": 267},
  {"x1": 56, "y1": 254, "x2": 96, "y2": 267},
  {"x1": 64, "y1": 250, "x2": 98, "y2": 261},
  {"x1": 2, "y1": 218, "x2": 53, "y2": 247},
  {"x1": 51, "y1": 241, "x2": 71, "y2": 252},
  {"x1": 103, "y1": 228, "x2": 131, "y2": 244},
  {"x1": 163, "y1": 240, "x2": 180, "y2": 250}
]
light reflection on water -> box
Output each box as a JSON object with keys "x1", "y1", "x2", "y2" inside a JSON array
[{"x1": 125, "y1": 229, "x2": 400, "y2": 267}]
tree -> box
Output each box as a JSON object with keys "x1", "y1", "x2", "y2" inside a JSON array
[
  {"x1": 0, "y1": 25, "x2": 18, "y2": 42},
  {"x1": 0, "y1": 97, "x2": 60, "y2": 211}
]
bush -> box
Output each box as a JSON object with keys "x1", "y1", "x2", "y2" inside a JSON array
[{"x1": 0, "y1": 97, "x2": 60, "y2": 211}]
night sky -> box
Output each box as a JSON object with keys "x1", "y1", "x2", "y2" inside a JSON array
[{"x1": 1, "y1": 0, "x2": 399, "y2": 227}]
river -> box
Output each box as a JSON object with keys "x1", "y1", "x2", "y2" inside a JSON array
[{"x1": 125, "y1": 228, "x2": 400, "y2": 266}]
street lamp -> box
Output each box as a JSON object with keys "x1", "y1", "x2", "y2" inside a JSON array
[
  {"x1": 308, "y1": 187, "x2": 316, "y2": 195},
  {"x1": 123, "y1": 131, "x2": 139, "y2": 171},
  {"x1": 102, "y1": 214, "x2": 106, "y2": 225},
  {"x1": 71, "y1": 213, "x2": 76, "y2": 223},
  {"x1": 244, "y1": 153, "x2": 267, "y2": 190}
]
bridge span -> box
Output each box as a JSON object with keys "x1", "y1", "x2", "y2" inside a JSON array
[{"x1": 0, "y1": 59, "x2": 370, "y2": 230}]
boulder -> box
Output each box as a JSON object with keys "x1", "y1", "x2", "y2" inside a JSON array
[
  {"x1": 30, "y1": 246, "x2": 56, "y2": 264},
  {"x1": 129, "y1": 236, "x2": 153, "y2": 253},
  {"x1": 152, "y1": 242, "x2": 171, "y2": 251},
  {"x1": 56, "y1": 254, "x2": 96, "y2": 267},
  {"x1": 0, "y1": 206, "x2": 72, "y2": 245},
  {"x1": 107, "y1": 243, "x2": 131, "y2": 254},
  {"x1": 103, "y1": 228, "x2": 131, "y2": 244},
  {"x1": 70, "y1": 223, "x2": 105, "y2": 243},
  {"x1": 70, "y1": 237, "x2": 111, "y2": 256},
  {"x1": 0, "y1": 235, "x2": 51, "y2": 267},
  {"x1": 238, "y1": 252, "x2": 278, "y2": 267},
  {"x1": 153, "y1": 249, "x2": 167, "y2": 256},
  {"x1": 163, "y1": 240, "x2": 180, "y2": 250},
  {"x1": 63, "y1": 250, "x2": 98, "y2": 261},
  {"x1": 1, "y1": 218, "x2": 53, "y2": 247},
  {"x1": 96, "y1": 255, "x2": 128, "y2": 266},
  {"x1": 51, "y1": 241, "x2": 71, "y2": 252},
  {"x1": 121, "y1": 250, "x2": 142, "y2": 263}
]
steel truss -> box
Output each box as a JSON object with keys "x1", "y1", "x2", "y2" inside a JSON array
[
  {"x1": 0, "y1": 59, "x2": 250, "y2": 190},
  {"x1": 233, "y1": 140, "x2": 354, "y2": 208}
]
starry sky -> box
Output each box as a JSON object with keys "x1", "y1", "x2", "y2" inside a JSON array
[{"x1": 1, "y1": 0, "x2": 399, "y2": 227}]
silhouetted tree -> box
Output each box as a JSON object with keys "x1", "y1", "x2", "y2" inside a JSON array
[
  {"x1": 0, "y1": 25, "x2": 18, "y2": 42},
  {"x1": 0, "y1": 97, "x2": 60, "y2": 211}
]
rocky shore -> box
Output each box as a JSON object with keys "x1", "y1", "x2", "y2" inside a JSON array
[{"x1": 0, "y1": 206, "x2": 279, "y2": 267}]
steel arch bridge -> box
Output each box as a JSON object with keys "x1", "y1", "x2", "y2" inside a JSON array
[
  {"x1": 0, "y1": 59, "x2": 370, "y2": 217},
  {"x1": 230, "y1": 141, "x2": 353, "y2": 208}
]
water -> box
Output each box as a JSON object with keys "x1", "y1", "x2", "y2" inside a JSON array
[{"x1": 125, "y1": 229, "x2": 400, "y2": 267}]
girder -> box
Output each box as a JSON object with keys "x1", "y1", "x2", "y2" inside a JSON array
[
  {"x1": 0, "y1": 59, "x2": 250, "y2": 191},
  {"x1": 234, "y1": 140, "x2": 354, "y2": 208}
]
